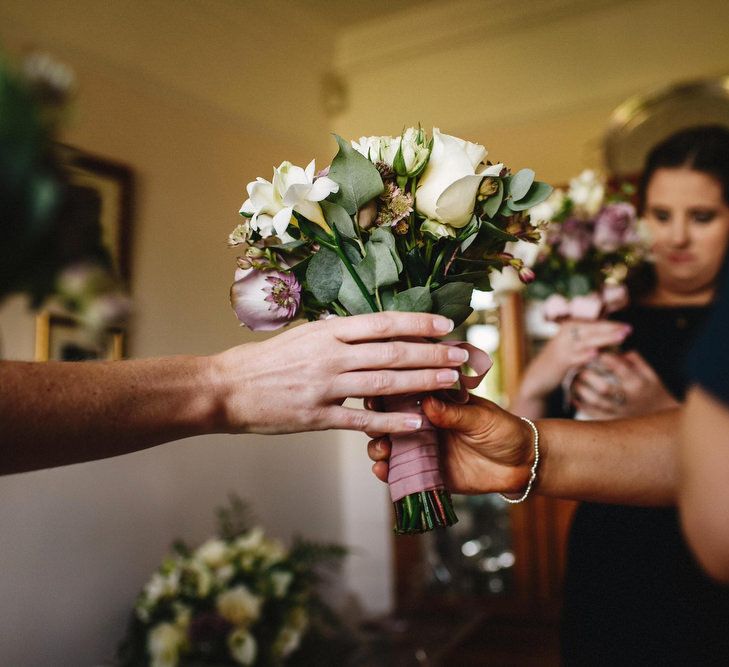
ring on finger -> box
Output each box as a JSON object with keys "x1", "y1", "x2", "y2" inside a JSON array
[{"x1": 612, "y1": 389, "x2": 626, "y2": 406}]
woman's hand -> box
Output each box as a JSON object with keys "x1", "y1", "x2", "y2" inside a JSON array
[
  {"x1": 572, "y1": 350, "x2": 680, "y2": 419},
  {"x1": 513, "y1": 319, "x2": 632, "y2": 418},
  {"x1": 212, "y1": 312, "x2": 469, "y2": 435},
  {"x1": 368, "y1": 395, "x2": 535, "y2": 495}
]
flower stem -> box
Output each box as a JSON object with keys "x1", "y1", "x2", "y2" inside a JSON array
[{"x1": 330, "y1": 228, "x2": 379, "y2": 313}]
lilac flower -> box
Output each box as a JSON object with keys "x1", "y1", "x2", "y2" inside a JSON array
[
  {"x1": 230, "y1": 269, "x2": 301, "y2": 331},
  {"x1": 593, "y1": 202, "x2": 638, "y2": 252},
  {"x1": 557, "y1": 217, "x2": 592, "y2": 261}
]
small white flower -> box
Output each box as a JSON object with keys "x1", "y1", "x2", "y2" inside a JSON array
[
  {"x1": 216, "y1": 564, "x2": 235, "y2": 585},
  {"x1": 147, "y1": 622, "x2": 186, "y2": 667},
  {"x1": 194, "y1": 539, "x2": 231, "y2": 569},
  {"x1": 273, "y1": 607, "x2": 309, "y2": 658},
  {"x1": 271, "y1": 570, "x2": 294, "y2": 598},
  {"x1": 217, "y1": 585, "x2": 263, "y2": 628},
  {"x1": 529, "y1": 188, "x2": 565, "y2": 225},
  {"x1": 143, "y1": 571, "x2": 180, "y2": 606},
  {"x1": 352, "y1": 135, "x2": 399, "y2": 165},
  {"x1": 235, "y1": 527, "x2": 265, "y2": 552},
  {"x1": 568, "y1": 169, "x2": 605, "y2": 218},
  {"x1": 274, "y1": 626, "x2": 304, "y2": 659},
  {"x1": 240, "y1": 160, "x2": 338, "y2": 237},
  {"x1": 228, "y1": 628, "x2": 257, "y2": 665},
  {"x1": 228, "y1": 221, "x2": 252, "y2": 247}
]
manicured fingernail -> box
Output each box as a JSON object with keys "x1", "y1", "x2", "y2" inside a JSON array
[
  {"x1": 448, "y1": 347, "x2": 469, "y2": 363},
  {"x1": 405, "y1": 417, "x2": 422, "y2": 430},
  {"x1": 437, "y1": 369, "x2": 459, "y2": 384},
  {"x1": 434, "y1": 317, "x2": 454, "y2": 334}
]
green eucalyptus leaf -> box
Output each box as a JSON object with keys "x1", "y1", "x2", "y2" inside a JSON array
[
  {"x1": 498, "y1": 199, "x2": 516, "y2": 217},
  {"x1": 509, "y1": 168, "x2": 535, "y2": 201},
  {"x1": 370, "y1": 226, "x2": 403, "y2": 273},
  {"x1": 306, "y1": 247, "x2": 343, "y2": 304},
  {"x1": 327, "y1": 134, "x2": 384, "y2": 215},
  {"x1": 431, "y1": 282, "x2": 474, "y2": 325},
  {"x1": 509, "y1": 181, "x2": 554, "y2": 211},
  {"x1": 338, "y1": 270, "x2": 375, "y2": 314},
  {"x1": 393, "y1": 286, "x2": 433, "y2": 313},
  {"x1": 482, "y1": 179, "x2": 504, "y2": 219},
  {"x1": 360, "y1": 240, "x2": 399, "y2": 289},
  {"x1": 321, "y1": 200, "x2": 356, "y2": 239},
  {"x1": 568, "y1": 273, "x2": 592, "y2": 297},
  {"x1": 381, "y1": 288, "x2": 396, "y2": 311},
  {"x1": 481, "y1": 219, "x2": 520, "y2": 243},
  {"x1": 445, "y1": 272, "x2": 492, "y2": 291}
]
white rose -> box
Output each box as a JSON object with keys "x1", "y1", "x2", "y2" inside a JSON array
[
  {"x1": 228, "y1": 628, "x2": 257, "y2": 666},
  {"x1": 194, "y1": 539, "x2": 230, "y2": 569},
  {"x1": 568, "y1": 169, "x2": 605, "y2": 217},
  {"x1": 415, "y1": 128, "x2": 489, "y2": 229},
  {"x1": 147, "y1": 622, "x2": 185, "y2": 667},
  {"x1": 216, "y1": 585, "x2": 263, "y2": 628}
]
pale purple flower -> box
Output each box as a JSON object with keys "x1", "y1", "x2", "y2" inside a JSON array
[
  {"x1": 602, "y1": 283, "x2": 629, "y2": 314},
  {"x1": 230, "y1": 269, "x2": 301, "y2": 331},
  {"x1": 518, "y1": 266, "x2": 536, "y2": 284},
  {"x1": 569, "y1": 293, "x2": 603, "y2": 320},
  {"x1": 557, "y1": 217, "x2": 591, "y2": 261},
  {"x1": 593, "y1": 202, "x2": 638, "y2": 252},
  {"x1": 542, "y1": 294, "x2": 570, "y2": 321}
]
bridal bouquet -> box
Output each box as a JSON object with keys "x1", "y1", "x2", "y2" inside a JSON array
[
  {"x1": 228, "y1": 128, "x2": 551, "y2": 533},
  {"x1": 526, "y1": 170, "x2": 645, "y2": 321},
  {"x1": 118, "y1": 498, "x2": 347, "y2": 667}
]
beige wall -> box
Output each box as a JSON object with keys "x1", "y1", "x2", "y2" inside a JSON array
[
  {"x1": 332, "y1": 0, "x2": 729, "y2": 184},
  {"x1": 2, "y1": 0, "x2": 729, "y2": 664}
]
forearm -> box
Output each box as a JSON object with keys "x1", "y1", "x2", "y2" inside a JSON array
[
  {"x1": 535, "y1": 409, "x2": 680, "y2": 505},
  {"x1": 679, "y1": 387, "x2": 729, "y2": 582},
  {"x1": 0, "y1": 357, "x2": 222, "y2": 474}
]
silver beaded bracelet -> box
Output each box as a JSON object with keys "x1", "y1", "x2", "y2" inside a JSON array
[{"x1": 498, "y1": 416, "x2": 540, "y2": 504}]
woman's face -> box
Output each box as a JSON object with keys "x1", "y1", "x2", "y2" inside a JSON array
[{"x1": 644, "y1": 167, "x2": 729, "y2": 297}]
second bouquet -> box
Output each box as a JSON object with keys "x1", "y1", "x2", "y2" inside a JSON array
[{"x1": 228, "y1": 127, "x2": 551, "y2": 534}]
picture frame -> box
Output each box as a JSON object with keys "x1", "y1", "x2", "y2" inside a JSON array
[{"x1": 34, "y1": 146, "x2": 134, "y2": 362}]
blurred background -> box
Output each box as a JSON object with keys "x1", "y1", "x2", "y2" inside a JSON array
[{"x1": 1, "y1": 0, "x2": 729, "y2": 664}]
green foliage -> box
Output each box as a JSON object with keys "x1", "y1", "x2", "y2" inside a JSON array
[
  {"x1": 393, "y1": 285, "x2": 432, "y2": 313},
  {"x1": 321, "y1": 200, "x2": 356, "y2": 239},
  {"x1": 305, "y1": 247, "x2": 343, "y2": 304},
  {"x1": 431, "y1": 282, "x2": 474, "y2": 326},
  {"x1": 326, "y1": 134, "x2": 384, "y2": 215}
]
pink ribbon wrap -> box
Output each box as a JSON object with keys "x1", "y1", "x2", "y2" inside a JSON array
[{"x1": 384, "y1": 342, "x2": 492, "y2": 503}]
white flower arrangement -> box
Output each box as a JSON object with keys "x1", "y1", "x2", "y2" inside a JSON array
[{"x1": 118, "y1": 498, "x2": 346, "y2": 666}]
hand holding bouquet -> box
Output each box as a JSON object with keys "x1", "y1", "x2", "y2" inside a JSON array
[{"x1": 228, "y1": 128, "x2": 552, "y2": 533}]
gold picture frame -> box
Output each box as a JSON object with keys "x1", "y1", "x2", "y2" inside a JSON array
[{"x1": 34, "y1": 146, "x2": 134, "y2": 362}]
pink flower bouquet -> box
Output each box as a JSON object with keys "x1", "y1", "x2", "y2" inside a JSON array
[
  {"x1": 527, "y1": 170, "x2": 645, "y2": 321},
  {"x1": 228, "y1": 128, "x2": 552, "y2": 534}
]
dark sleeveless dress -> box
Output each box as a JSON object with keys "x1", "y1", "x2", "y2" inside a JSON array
[{"x1": 559, "y1": 304, "x2": 729, "y2": 666}]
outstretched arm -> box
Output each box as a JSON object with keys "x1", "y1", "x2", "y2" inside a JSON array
[
  {"x1": 1, "y1": 312, "x2": 463, "y2": 475},
  {"x1": 369, "y1": 395, "x2": 680, "y2": 506}
]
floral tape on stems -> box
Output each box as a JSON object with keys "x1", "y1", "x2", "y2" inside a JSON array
[{"x1": 384, "y1": 342, "x2": 492, "y2": 534}]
